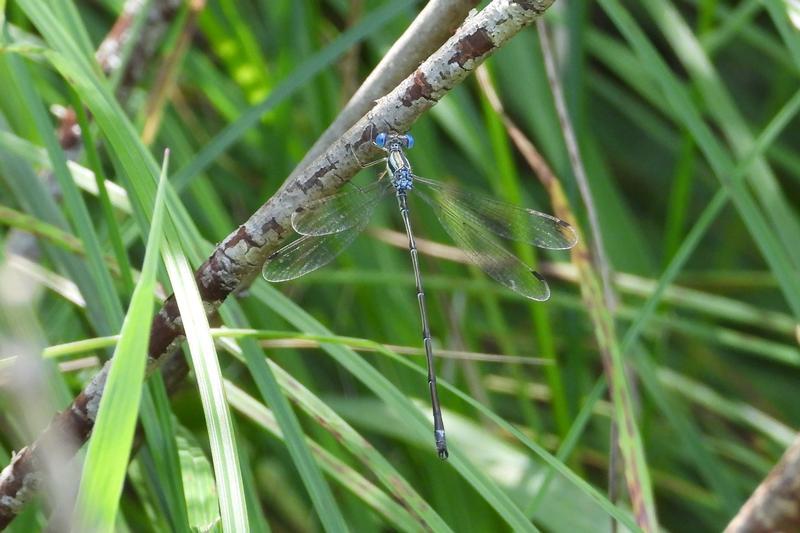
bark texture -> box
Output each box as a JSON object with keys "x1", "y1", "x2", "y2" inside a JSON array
[{"x1": 726, "y1": 434, "x2": 800, "y2": 533}]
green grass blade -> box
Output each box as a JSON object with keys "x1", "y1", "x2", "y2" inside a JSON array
[
  {"x1": 226, "y1": 383, "x2": 422, "y2": 533},
  {"x1": 3, "y1": 43, "x2": 123, "y2": 334},
  {"x1": 633, "y1": 345, "x2": 740, "y2": 513},
  {"x1": 4, "y1": 6, "x2": 350, "y2": 525},
  {"x1": 641, "y1": 0, "x2": 800, "y2": 268},
  {"x1": 0, "y1": 130, "x2": 134, "y2": 213},
  {"x1": 160, "y1": 232, "x2": 248, "y2": 532},
  {"x1": 598, "y1": 0, "x2": 800, "y2": 318},
  {"x1": 218, "y1": 305, "x2": 349, "y2": 533},
  {"x1": 526, "y1": 378, "x2": 608, "y2": 515},
  {"x1": 69, "y1": 89, "x2": 134, "y2": 294},
  {"x1": 250, "y1": 283, "x2": 632, "y2": 532},
  {"x1": 763, "y1": 0, "x2": 800, "y2": 68},
  {"x1": 620, "y1": 88, "x2": 800, "y2": 353},
  {"x1": 657, "y1": 367, "x2": 795, "y2": 447},
  {"x1": 216, "y1": 333, "x2": 453, "y2": 532},
  {"x1": 176, "y1": 429, "x2": 223, "y2": 532},
  {"x1": 72, "y1": 150, "x2": 170, "y2": 531},
  {"x1": 138, "y1": 376, "x2": 192, "y2": 533}
]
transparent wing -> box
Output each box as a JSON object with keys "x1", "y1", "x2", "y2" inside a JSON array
[
  {"x1": 416, "y1": 187, "x2": 551, "y2": 301},
  {"x1": 292, "y1": 180, "x2": 392, "y2": 236},
  {"x1": 263, "y1": 219, "x2": 370, "y2": 282},
  {"x1": 414, "y1": 176, "x2": 577, "y2": 250}
]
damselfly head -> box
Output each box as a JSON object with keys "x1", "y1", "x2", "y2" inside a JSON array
[{"x1": 374, "y1": 132, "x2": 414, "y2": 150}]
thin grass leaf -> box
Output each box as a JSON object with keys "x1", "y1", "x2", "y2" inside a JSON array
[
  {"x1": 763, "y1": 0, "x2": 800, "y2": 66},
  {"x1": 526, "y1": 379, "x2": 608, "y2": 515},
  {"x1": 69, "y1": 90, "x2": 134, "y2": 294},
  {"x1": 217, "y1": 306, "x2": 349, "y2": 533},
  {"x1": 598, "y1": 0, "x2": 800, "y2": 318},
  {"x1": 656, "y1": 367, "x2": 796, "y2": 447},
  {"x1": 126, "y1": 457, "x2": 173, "y2": 532},
  {"x1": 642, "y1": 0, "x2": 800, "y2": 268},
  {"x1": 216, "y1": 334, "x2": 453, "y2": 532},
  {"x1": 0, "y1": 206, "x2": 98, "y2": 263},
  {"x1": 13, "y1": 0, "x2": 203, "y2": 259},
  {"x1": 226, "y1": 382, "x2": 428, "y2": 533},
  {"x1": 250, "y1": 285, "x2": 538, "y2": 531},
  {"x1": 370, "y1": 345, "x2": 642, "y2": 531},
  {"x1": 7, "y1": 1, "x2": 800, "y2": 530},
  {"x1": 250, "y1": 283, "x2": 638, "y2": 532},
  {"x1": 633, "y1": 345, "x2": 740, "y2": 513},
  {"x1": 175, "y1": 429, "x2": 223, "y2": 533},
  {"x1": 138, "y1": 376, "x2": 192, "y2": 533},
  {"x1": 612, "y1": 65, "x2": 800, "y2": 354},
  {"x1": 475, "y1": 70, "x2": 658, "y2": 529},
  {"x1": 3, "y1": 7, "x2": 259, "y2": 516},
  {"x1": 3, "y1": 38, "x2": 123, "y2": 335},
  {"x1": 0, "y1": 131, "x2": 133, "y2": 213},
  {"x1": 160, "y1": 225, "x2": 248, "y2": 532},
  {"x1": 72, "y1": 151, "x2": 170, "y2": 532}
]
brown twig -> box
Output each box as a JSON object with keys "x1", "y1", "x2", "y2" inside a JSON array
[
  {"x1": 725, "y1": 434, "x2": 800, "y2": 533},
  {"x1": 0, "y1": 1, "x2": 556, "y2": 528}
]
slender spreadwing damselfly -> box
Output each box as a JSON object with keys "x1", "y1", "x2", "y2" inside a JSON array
[{"x1": 263, "y1": 131, "x2": 578, "y2": 458}]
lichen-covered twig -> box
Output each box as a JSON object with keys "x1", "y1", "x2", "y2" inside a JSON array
[
  {"x1": 725, "y1": 434, "x2": 800, "y2": 533},
  {"x1": 0, "y1": 1, "x2": 555, "y2": 528}
]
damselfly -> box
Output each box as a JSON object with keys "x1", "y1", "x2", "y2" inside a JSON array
[{"x1": 263, "y1": 131, "x2": 578, "y2": 459}]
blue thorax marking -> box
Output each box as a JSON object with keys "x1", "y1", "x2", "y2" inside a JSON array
[
  {"x1": 386, "y1": 145, "x2": 414, "y2": 192},
  {"x1": 392, "y1": 167, "x2": 413, "y2": 192}
]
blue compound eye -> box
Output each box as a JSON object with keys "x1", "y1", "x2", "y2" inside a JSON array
[
  {"x1": 404, "y1": 134, "x2": 414, "y2": 148},
  {"x1": 375, "y1": 132, "x2": 387, "y2": 147}
]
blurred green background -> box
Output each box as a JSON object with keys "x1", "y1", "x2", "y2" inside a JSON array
[{"x1": 1, "y1": 0, "x2": 799, "y2": 531}]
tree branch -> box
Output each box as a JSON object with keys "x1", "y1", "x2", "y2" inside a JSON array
[
  {"x1": 288, "y1": 0, "x2": 480, "y2": 182},
  {"x1": 0, "y1": 0, "x2": 555, "y2": 528},
  {"x1": 725, "y1": 434, "x2": 800, "y2": 533}
]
